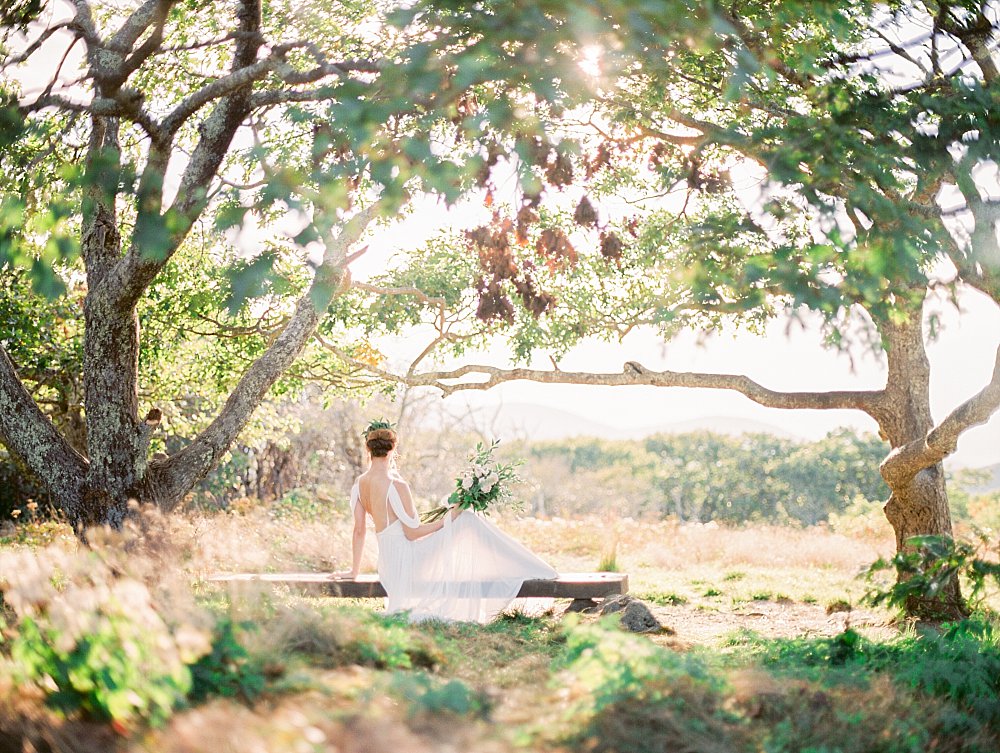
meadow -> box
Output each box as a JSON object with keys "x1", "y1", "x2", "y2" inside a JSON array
[{"x1": 2, "y1": 498, "x2": 999, "y2": 752}]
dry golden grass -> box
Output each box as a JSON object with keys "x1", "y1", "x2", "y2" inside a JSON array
[
  {"x1": 1, "y1": 501, "x2": 901, "y2": 642},
  {"x1": 495, "y1": 514, "x2": 897, "y2": 620},
  {"x1": 139, "y1": 689, "x2": 515, "y2": 753},
  {"x1": 500, "y1": 514, "x2": 891, "y2": 570}
]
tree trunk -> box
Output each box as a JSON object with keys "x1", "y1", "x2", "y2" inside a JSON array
[
  {"x1": 0, "y1": 348, "x2": 88, "y2": 513},
  {"x1": 79, "y1": 293, "x2": 145, "y2": 528},
  {"x1": 876, "y1": 304, "x2": 964, "y2": 619},
  {"x1": 76, "y1": 116, "x2": 148, "y2": 529}
]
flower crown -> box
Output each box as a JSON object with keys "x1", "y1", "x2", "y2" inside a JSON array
[{"x1": 363, "y1": 418, "x2": 395, "y2": 438}]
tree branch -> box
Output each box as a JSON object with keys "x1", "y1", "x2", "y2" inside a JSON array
[
  {"x1": 160, "y1": 50, "x2": 288, "y2": 134},
  {"x1": 939, "y1": 6, "x2": 999, "y2": 84},
  {"x1": 143, "y1": 200, "x2": 386, "y2": 509},
  {"x1": 1, "y1": 21, "x2": 73, "y2": 68},
  {"x1": 869, "y1": 26, "x2": 929, "y2": 76},
  {"x1": 964, "y1": 196, "x2": 1000, "y2": 297},
  {"x1": 327, "y1": 354, "x2": 886, "y2": 414},
  {"x1": 0, "y1": 347, "x2": 88, "y2": 507},
  {"x1": 80, "y1": 116, "x2": 122, "y2": 289},
  {"x1": 276, "y1": 57, "x2": 381, "y2": 86},
  {"x1": 68, "y1": 0, "x2": 101, "y2": 49},
  {"x1": 350, "y1": 281, "x2": 447, "y2": 311},
  {"x1": 250, "y1": 86, "x2": 340, "y2": 108},
  {"x1": 881, "y1": 344, "x2": 1000, "y2": 487},
  {"x1": 719, "y1": 9, "x2": 812, "y2": 88},
  {"x1": 108, "y1": 0, "x2": 170, "y2": 52},
  {"x1": 24, "y1": 89, "x2": 162, "y2": 142},
  {"x1": 103, "y1": 0, "x2": 265, "y2": 308},
  {"x1": 106, "y1": 0, "x2": 176, "y2": 90}
]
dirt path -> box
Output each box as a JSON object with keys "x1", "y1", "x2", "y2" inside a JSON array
[{"x1": 640, "y1": 600, "x2": 896, "y2": 648}]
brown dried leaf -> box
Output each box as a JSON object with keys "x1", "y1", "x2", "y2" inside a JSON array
[
  {"x1": 574, "y1": 196, "x2": 599, "y2": 227},
  {"x1": 545, "y1": 152, "x2": 574, "y2": 187},
  {"x1": 516, "y1": 205, "x2": 539, "y2": 244},
  {"x1": 536, "y1": 227, "x2": 577, "y2": 269},
  {"x1": 600, "y1": 231, "x2": 624, "y2": 264}
]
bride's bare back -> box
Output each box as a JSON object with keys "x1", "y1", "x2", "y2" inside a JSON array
[{"x1": 355, "y1": 468, "x2": 414, "y2": 533}]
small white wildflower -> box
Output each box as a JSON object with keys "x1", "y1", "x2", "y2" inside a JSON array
[{"x1": 304, "y1": 726, "x2": 326, "y2": 744}]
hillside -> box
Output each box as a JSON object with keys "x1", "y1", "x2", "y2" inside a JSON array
[{"x1": 436, "y1": 402, "x2": 802, "y2": 441}]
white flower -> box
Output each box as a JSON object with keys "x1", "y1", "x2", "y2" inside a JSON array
[
  {"x1": 486, "y1": 471, "x2": 499, "y2": 486},
  {"x1": 461, "y1": 476, "x2": 473, "y2": 490},
  {"x1": 481, "y1": 481, "x2": 495, "y2": 494}
]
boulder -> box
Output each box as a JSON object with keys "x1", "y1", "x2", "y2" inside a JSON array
[{"x1": 599, "y1": 595, "x2": 669, "y2": 634}]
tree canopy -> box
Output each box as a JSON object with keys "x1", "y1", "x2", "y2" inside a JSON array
[
  {"x1": 327, "y1": 0, "x2": 1000, "y2": 616},
  {"x1": 0, "y1": 0, "x2": 616, "y2": 523}
]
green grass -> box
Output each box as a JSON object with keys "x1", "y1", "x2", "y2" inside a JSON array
[
  {"x1": 184, "y1": 597, "x2": 1000, "y2": 753},
  {"x1": 627, "y1": 564, "x2": 863, "y2": 615},
  {"x1": 639, "y1": 591, "x2": 689, "y2": 606},
  {"x1": 6, "y1": 568, "x2": 1000, "y2": 753}
]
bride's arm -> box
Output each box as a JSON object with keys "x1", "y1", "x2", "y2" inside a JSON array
[
  {"x1": 334, "y1": 488, "x2": 367, "y2": 579},
  {"x1": 349, "y1": 496, "x2": 366, "y2": 575},
  {"x1": 396, "y1": 482, "x2": 462, "y2": 541}
]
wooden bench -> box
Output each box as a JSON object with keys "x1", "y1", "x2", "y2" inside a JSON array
[{"x1": 207, "y1": 572, "x2": 628, "y2": 612}]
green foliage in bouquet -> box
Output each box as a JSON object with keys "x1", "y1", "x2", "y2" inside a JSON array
[{"x1": 422, "y1": 440, "x2": 522, "y2": 522}]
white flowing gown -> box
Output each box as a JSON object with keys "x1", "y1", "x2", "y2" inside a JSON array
[{"x1": 350, "y1": 478, "x2": 557, "y2": 623}]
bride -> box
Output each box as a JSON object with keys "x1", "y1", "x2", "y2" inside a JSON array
[{"x1": 336, "y1": 424, "x2": 557, "y2": 623}]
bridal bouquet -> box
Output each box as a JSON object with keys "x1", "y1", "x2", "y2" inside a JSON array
[{"x1": 422, "y1": 440, "x2": 522, "y2": 523}]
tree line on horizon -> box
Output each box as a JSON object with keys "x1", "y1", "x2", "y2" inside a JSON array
[{"x1": 0, "y1": 418, "x2": 890, "y2": 527}]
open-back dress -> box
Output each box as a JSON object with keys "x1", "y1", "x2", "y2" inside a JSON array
[{"x1": 350, "y1": 476, "x2": 557, "y2": 623}]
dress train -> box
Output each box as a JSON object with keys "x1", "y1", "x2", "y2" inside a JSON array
[{"x1": 350, "y1": 480, "x2": 557, "y2": 623}]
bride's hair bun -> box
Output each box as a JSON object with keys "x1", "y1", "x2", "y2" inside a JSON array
[{"x1": 363, "y1": 420, "x2": 397, "y2": 457}]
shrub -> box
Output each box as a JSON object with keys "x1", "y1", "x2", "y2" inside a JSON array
[
  {"x1": 252, "y1": 605, "x2": 442, "y2": 671},
  {"x1": 188, "y1": 619, "x2": 266, "y2": 703},
  {"x1": 268, "y1": 489, "x2": 330, "y2": 522},
  {"x1": 390, "y1": 671, "x2": 491, "y2": 719},
  {"x1": 883, "y1": 619, "x2": 1000, "y2": 730},
  {"x1": 347, "y1": 614, "x2": 441, "y2": 670},
  {"x1": 0, "y1": 546, "x2": 211, "y2": 729},
  {"x1": 864, "y1": 532, "x2": 1000, "y2": 617},
  {"x1": 736, "y1": 618, "x2": 1000, "y2": 748},
  {"x1": 641, "y1": 591, "x2": 688, "y2": 606}
]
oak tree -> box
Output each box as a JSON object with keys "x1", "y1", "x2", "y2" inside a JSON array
[
  {"x1": 338, "y1": 0, "x2": 1000, "y2": 618},
  {"x1": 0, "y1": 0, "x2": 588, "y2": 526}
]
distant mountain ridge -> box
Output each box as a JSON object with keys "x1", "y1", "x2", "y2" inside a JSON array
[{"x1": 436, "y1": 402, "x2": 802, "y2": 441}]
